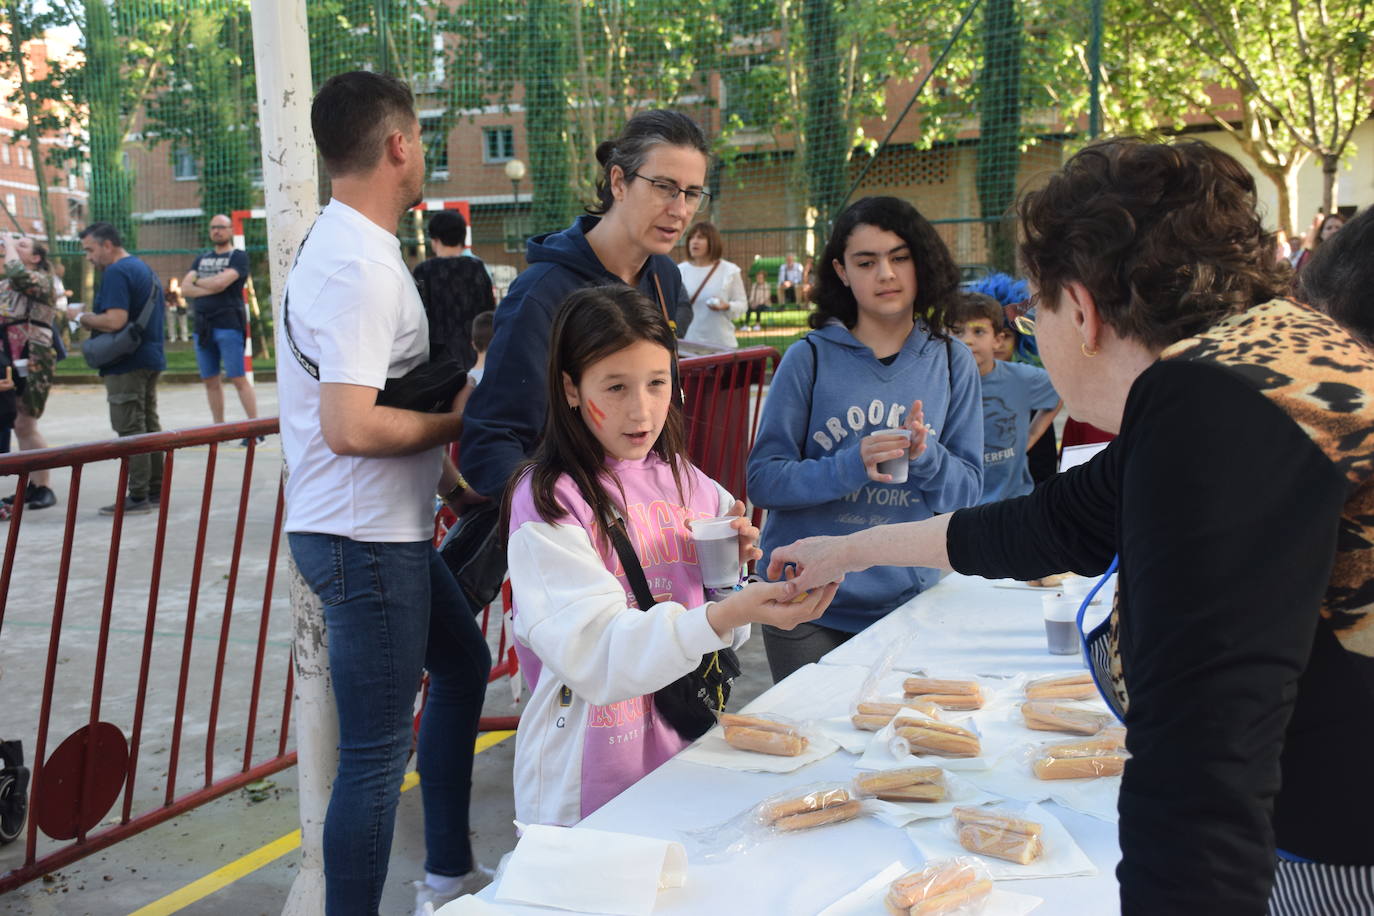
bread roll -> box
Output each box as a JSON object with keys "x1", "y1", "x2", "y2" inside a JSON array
[
  {"x1": 1020, "y1": 701, "x2": 1110, "y2": 735},
  {"x1": 719, "y1": 713, "x2": 795, "y2": 734},
  {"x1": 761, "y1": 787, "x2": 851, "y2": 823},
  {"x1": 952, "y1": 806, "x2": 1043, "y2": 837},
  {"x1": 854, "y1": 766, "x2": 945, "y2": 796},
  {"x1": 852, "y1": 713, "x2": 895, "y2": 731},
  {"x1": 1033, "y1": 754, "x2": 1125, "y2": 780},
  {"x1": 897, "y1": 725, "x2": 980, "y2": 758},
  {"x1": 893, "y1": 717, "x2": 973, "y2": 737},
  {"x1": 876, "y1": 783, "x2": 947, "y2": 803},
  {"x1": 723, "y1": 725, "x2": 807, "y2": 756},
  {"x1": 1026, "y1": 673, "x2": 1096, "y2": 701},
  {"x1": 909, "y1": 879, "x2": 994, "y2": 916},
  {"x1": 1043, "y1": 733, "x2": 1126, "y2": 759},
  {"x1": 771, "y1": 799, "x2": 862, "y2": 831},
  {"x1": 885, "y1": 862, "x2": 982, "y2": 914},
  {"x1": 958, "y1": 823, "x2": 1044, "y2": 865},
  {"x1": 858, "y1": 699, "x2": 942, "y2": 719},
  {"x1": 902, "y1": 678, "x2": 981, "y2": 697}
]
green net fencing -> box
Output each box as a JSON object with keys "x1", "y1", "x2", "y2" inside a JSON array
[{"x1": 4, "y1": 0, "x2": 1370, "y2": 358}]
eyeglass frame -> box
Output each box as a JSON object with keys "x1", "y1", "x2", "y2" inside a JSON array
[
  {"x1": 1012, "y1": 292, "x2": 1040, "y2": 336},
  {"x1": 625, "y1": 171, "x2": 712, "y2": 213}
]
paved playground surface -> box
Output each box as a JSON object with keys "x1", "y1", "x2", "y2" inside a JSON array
[{"x1": 0, "y1": 379, "x2": 774, "y2": 915}]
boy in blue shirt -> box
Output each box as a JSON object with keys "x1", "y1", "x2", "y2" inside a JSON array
[{"x1": 951, "y1": 291, "x2": 1060, "y2": 504}]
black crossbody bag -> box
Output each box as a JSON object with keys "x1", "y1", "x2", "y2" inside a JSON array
[{"x1": 605, "y1": 517, "x2": 741, "y2": 741}]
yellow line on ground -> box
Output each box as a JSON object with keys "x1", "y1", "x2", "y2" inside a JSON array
[{"x1": 127, "y1": 731, "x2": 516, "y2": 916}]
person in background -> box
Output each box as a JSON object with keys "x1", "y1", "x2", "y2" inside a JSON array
[
  {"x1": 181, "y1": 214, "x2": 258, "y2": 425},
  {"x1": 74, "y1": 222, "x2": 166, "y2": 516},
  {"x1": 504, "y1": 284, "x2": 837, "y2": 826},
  {"x1": 678, "y1": 221, "x2": 747, "y2": 349},
  {"x1": 949, "y1": 290, "x2": 1060, "y2": 504},
  {"x1": 0, "y1": 234, "x2": 59, "y2": 513},
  {"x1": 800, "y1": 255, "x2": 815, "y2": 301},
  {"x1": 165, "y1": 277, "x2": 189, "y2": 343},
  {"x1": 468, "y1": 310, "x2": 494, "y2": 385},
  {"x1": 777, "y1": 251, "x2": 802, "y2": 305},
  {"x1": 277, "y1": 71, "x2": 490, "y2": 916},
  {"x1": 412, "y1": 209, "x2": 495, "y2": 371},
  {"x1": 1298, "y1": 204, "x2": 1373, "y2": 350},
  {"x1": 746, "y1": 196, "x2": 983, "y2": 681},
  {"x1": 770, "y1": 138, "x2": 1374, "y2": 913},
  {"x1": 460, "y1": 108, "x2": 703, "y2": 511},
  {"x1": 745, "y1": 268, "x2": 769, "y2": 332},
  {"x1": 1291, "y1": 210, "x2": 1344, "y2": 273}
]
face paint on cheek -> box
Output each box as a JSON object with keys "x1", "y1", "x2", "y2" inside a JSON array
[{"x1": 586, "y1": 399, "x2": 607, "y2": 429}]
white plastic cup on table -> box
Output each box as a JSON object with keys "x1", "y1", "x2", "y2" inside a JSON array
[
  {"x1": 691, "y1": 516, "x2": 742, "y2": 589},
  {"x1": 1041, "y1": 593, "x2": 1081, "y2": 656},
  {"x1": 1060, "y1": 575, "x2": 1096, "y2": 606},
  {"x1": 864, "y1": 427, "x2": 913, "y2": 484}
]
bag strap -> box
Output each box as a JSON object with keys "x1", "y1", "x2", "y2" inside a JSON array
[
  {"x1": 280, "y1": 223, "x2": 321, "y2": 381},
  {"x1": 608, "y1": 518, "x2": 657, "y2": 612},
  {"x1": 804, "y1": 334, "x2": 820, "y2": 426},
  {"x1": 686, "y1": 261, "x2": 721, "y2": 307},
  {"x1": 132, "y1": 280, "x2": 158, "y2": 333}
]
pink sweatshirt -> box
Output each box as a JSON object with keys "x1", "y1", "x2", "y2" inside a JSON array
[{"x1": 506, "y1": 454, "x2": 749, "y2": 826}]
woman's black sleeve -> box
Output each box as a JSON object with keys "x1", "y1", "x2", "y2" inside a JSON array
[{"x1": 1111, "y1": 361, "x2": 1346, "y2": 913}]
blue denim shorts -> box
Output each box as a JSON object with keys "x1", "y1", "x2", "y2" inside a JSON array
[{"x1": 194, "y1": 327, "x2": 246, "y2": 379}]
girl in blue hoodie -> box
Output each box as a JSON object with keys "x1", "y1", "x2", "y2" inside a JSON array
[{"x1": 747, "y1": 196, "x2": 984, "y2": 680}]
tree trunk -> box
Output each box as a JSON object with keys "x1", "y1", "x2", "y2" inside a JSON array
[
  {"x1": 976, "y1": 0, "x2": 1022, "y2": 273},
  {"x1": 1320, "y1": 153, "x2": 1338, "y2": 215},
  {"x1": 802, "y1": 0, "x2": 847, "y2": 251},
  {"x1": 4, "y1": 0, "x2": 58, "y2": 243},
  {"x1": 84, "y1": 0, "x2": 135, "y2": 245}
]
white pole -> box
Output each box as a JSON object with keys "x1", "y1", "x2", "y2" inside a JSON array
[{"x1": 249, "y1": 4, "x2": 329, "y2": 916}]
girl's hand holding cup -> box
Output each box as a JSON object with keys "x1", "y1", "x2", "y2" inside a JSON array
[
  {"x1": 861, "y1": 428, "x2": 913, "y2": 483},
  {"x1": 725, "y1": 499, "x2": 762, "y2": 567}
]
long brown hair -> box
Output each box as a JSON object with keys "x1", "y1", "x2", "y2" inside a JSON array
[{"x1": 503, "y1": 285, "x2": 692, "y2": 544}]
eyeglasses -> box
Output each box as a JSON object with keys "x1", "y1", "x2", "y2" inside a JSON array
[
  {"x1": 626, "y1": 172, "x2": 711, "y2": 213},
  {"x1": 1013, "y1": 293, "x2": 1039, "y2": 336},
  {"x1": 210, "y1": 224, "x2": 232, "y2": 231}
]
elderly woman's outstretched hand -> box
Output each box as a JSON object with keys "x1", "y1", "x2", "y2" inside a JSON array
[{"x1": 767, "y1": 534, "x2": 853, "y2": 596}]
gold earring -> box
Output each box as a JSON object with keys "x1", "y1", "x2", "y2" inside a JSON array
[{"x1": 1081, "y1": 342, "x2": 1098, "y2": 358}]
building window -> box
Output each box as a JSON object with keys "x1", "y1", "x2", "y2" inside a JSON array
[
  {"x1": 68, "y1": 172, "x2": 77, "y2": 190},
  {"x1": 502, "y1": 213, "x2": 530, "y2": 253},
  {"x1": 173, "y1": 146, "x2": 198, "y2": 180},
  {"x1": 420, "y1": 116, "x2": 449, "y2": 177},
  {"x1": 483, "y1": 126, "x2": 515, "y2": 164},
  {"x1": 3, "y1": 194, "x2": 15, "y2": 216},
  {"x1": 1, "y1": 144, "x2": 9, "y2": 165}
]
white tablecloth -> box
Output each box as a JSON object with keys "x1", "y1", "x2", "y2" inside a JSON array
[{"x1": 482, "y1": 573, "x2": 1124, "y2": 915}]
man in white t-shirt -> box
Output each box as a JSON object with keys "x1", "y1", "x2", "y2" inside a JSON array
[{"x1": 279, "y1": 70, "x2": 492, "y2": 916}]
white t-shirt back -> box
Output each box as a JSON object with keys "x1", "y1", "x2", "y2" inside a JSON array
[{"x1": 279, "y1": 199, "x2": 440, "y2": 542}]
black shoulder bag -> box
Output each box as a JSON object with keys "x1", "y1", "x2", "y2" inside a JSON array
[{"x1": 606, "y1": 517, "x2": 741, "y2": 741}]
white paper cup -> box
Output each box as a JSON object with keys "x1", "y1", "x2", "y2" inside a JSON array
[
  {"x1": 691, "y1": 516, "x2": 741, "y2": 589},
  {"x1": 13, "y1": 359, "x2": 28, "y2": 378},
  {"x1": 1041, "y1": 593, "x2": 1080, "y2": 656},
  {"x1": 864, "y1": 428, "x2": 913, "y2": 484}
]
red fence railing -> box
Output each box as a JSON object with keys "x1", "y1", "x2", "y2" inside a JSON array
[{"x1": 0, "y1": 346, "x2": 780, "y2": 893}]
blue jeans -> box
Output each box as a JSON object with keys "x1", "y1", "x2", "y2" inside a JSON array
[
  {"x1": 288, "y1": 534, "x2": 492, "y2": 916},
  {"x1": 194, "y1": 327, "x2": 246, "y2": 378}
]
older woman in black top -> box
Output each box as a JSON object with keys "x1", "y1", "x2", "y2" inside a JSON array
[{"x1": 771, "y1": 139, "x2": 1374, "y2": 914}]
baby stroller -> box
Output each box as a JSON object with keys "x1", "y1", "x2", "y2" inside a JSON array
[{"x1": 0, "y1": 740, "x2": 28, "y2": 844}]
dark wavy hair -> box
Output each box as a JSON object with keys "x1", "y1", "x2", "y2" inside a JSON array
[
  {"x1": 810, "y1": 196, "x2": 959, "y2": 337},
  {"x1": 1299, "y1": 205, "x2": 1373, "y2": 349},
  {"x1": 1018, "y1": 138, "x2": 1289, "y2": 352},
  {"x1": 502, "y1": 285, "x2": 692, "y2": 544},
  {"x1": 587, "y1": 110, "x2": 709, "y2": 216}
]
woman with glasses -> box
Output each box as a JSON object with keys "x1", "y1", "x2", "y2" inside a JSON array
[
  {"x1": 459, "y1": 110, "x2": 707, "y2": 542},
  {"x1": 770, "y1": 139, "x2": 1374, "y2": 913}
]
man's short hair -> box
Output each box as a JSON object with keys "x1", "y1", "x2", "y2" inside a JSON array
[
  {"x1": 427, "y1": 210, "x2": 468, "y2": 248},
  {"x1": 80, "y1": 221, "x2": 123, "y2": 248},
  {"x1": 1300, "y1": 205, "x2": 1374, "y2": 349},
  {"x1": 950, "y1": 290, "x2": 1007, "y2": 332},
  {"x1": 311, "y1": 70, "x2": 417, "y2": 178},
  {"x1": 471, "y1": 310, "x2": 495, "y2": 354}
]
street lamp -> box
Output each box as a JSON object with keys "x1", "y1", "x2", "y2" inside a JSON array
[{"x1": 504, "y1": 157, "x2": 526, "y2": 250}]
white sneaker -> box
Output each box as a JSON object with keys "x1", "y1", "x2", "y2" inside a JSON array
[{"x1": 411, "y1": 866, "x2": 495, "y2": 916}]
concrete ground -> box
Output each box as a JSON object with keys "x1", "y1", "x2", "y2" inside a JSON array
[{"x1": 0, "y1": 379, "x2": 774, "y2": 916}]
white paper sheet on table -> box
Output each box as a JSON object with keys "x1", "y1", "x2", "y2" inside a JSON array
[
  {"x1": 492, "y1": 823, "x2": 687, "y2": 916},
  {"x1": 965, "y1": 750, "x2": 1121, "y2": 823},
  {"x1": 815, "y1": 861, "x2": 1043, "y2": 916},
  {"x1": 904, "y1": 803, "x2": 1096, "y2": 882},
  {"x1": 865, "y1": 770, "x2": 1000, "y2": 827},
  {"x1": 677, "y1": 726, "x2": 840, "y2": 773},
  {"x1": 854, "y1": 714, "x2": 989, "y2": 772},
  {"x1": 436, "y1": 896, "x2": 515, "y2": 915}
]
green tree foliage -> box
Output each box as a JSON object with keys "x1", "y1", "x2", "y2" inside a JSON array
[
  {"x1": 977, "y1": 0, "x2": 1022, "y2": 272},
  {"x1": 1, "y1": 0, "x2": 62, "y2": 242}
]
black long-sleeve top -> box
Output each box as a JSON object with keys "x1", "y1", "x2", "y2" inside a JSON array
[{"x1": 947, "y1": 300, "x2": 1374, "y2": 913}]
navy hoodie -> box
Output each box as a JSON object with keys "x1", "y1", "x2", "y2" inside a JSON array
[
  {"x1": 459, "y1": 215, "x2": 687, "y2": 498},
  {"x1": 748, "y1": 321, "x2": 984, "y2": 632}
]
